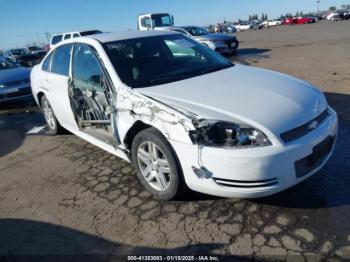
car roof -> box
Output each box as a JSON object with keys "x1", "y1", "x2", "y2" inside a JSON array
[
  {"x1": 180, "y1": 26, "x2": 200, "y2": 29},
  {"x1": 86, "y1": 30, "x2": 179, "y2": 43}
]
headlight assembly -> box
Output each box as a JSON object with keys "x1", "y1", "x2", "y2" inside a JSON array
[
  {"x1": 190, "y1": 120, "x2": 271, "y2": 148},
  {"x1": 0, "y1": 83, "x2": 5, "y2": 88}
]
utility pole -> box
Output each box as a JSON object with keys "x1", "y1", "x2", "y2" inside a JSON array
[{"x1": 317, "y1": 0, "x2": 320, "y2": 14}]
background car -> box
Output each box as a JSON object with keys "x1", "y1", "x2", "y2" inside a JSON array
[
  {"x1": 250, "y1": 20, "x2": 264, "y2": 30},
  {"x1": 295, "y1": 16, "x2": 316, "y2": 24},
  {"x1": 179, "y1": 26, "x2": 239, "y2": 55},
  {"x1": 260, "y1": 20, "x2": 281, "y2": 27},
  {"x1": 3, "y1": 48, "x2": 41, "y2": 67},
  {"x1": 49, "y1": 30, "x2": 102, "y2": 49},
  {"x1": 24, "y1": 46, "x2": 47, "y2": 59},
  {"x1": 234, "y1": 22, "x2": 252, "y2": 32},
  {"x1": 283, "y1": 16, "x2": 316, "y2": 25},
  {"x1": 283, "y1": 17, "x2": 294, "y2": 25},
  {"x1": 0, "y1": 56, "x2": 32, "y2": 103}
]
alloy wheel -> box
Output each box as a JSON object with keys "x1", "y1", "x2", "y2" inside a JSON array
[
  {"x1": 42, "y1": 99, "x2": 56, "y2": 130},
  {"x1": 137, "y1": 141, "x2": 172, "y2": 192}
]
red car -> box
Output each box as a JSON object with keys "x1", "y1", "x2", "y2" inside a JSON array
[
  {"x1": 283, "y1": 16, "x2": 316, "y2": 25},
  {"x1": 283, "y1": 17, "x2": 294, "y2": 25}
]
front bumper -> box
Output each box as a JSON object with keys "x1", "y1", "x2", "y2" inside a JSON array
[
  {"x1": 0, "y1": 85, "x2": 33, "y2": 102},
  {"x1": 206, "y1": 40, "x2": 239, "y2": 54},
  {"x1": 170, "y1": 108, "x2": 338, "y2": 198}
]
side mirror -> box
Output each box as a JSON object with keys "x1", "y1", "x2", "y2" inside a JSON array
[{"x1": 171, "y1": 15, "x2": 175, "y2": 25}]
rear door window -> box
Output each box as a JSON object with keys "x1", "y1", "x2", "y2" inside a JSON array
[
  {"x1": 42, "y1": 52, "x2": 53, "y2": 71},
  {"x1": 51, "y1": 35, "x2": 63, "y2": 45},
  {"x1": 51, "y1": 45, "x2": 73, "y2": 76}
]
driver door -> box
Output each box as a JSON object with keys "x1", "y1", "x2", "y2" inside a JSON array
[{"x1": 69, "y1": 44, "x2": 115, "y2": 144}]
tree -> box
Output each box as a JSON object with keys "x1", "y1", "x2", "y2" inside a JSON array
[
  {"x1": 261, "y1": 13, "x2": 265, "y2": 20},
  {"x1": 249, "y1": 15, "x2": 252, "y2": 21},
  {"x1": 329, "y1": 6, "x2": 336, "y2": 11}
]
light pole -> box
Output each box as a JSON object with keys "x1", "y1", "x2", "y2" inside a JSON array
[{"x1": 317, "y1": 0, "x2": 320, "y2": 14}]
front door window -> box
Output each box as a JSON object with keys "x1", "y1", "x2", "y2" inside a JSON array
[{"x1": 69, "y1": 44, "x2": 111, "y2": 127}]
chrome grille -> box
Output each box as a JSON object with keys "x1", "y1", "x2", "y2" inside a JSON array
[{"x1": 280, "y1": 109, "x2": 330, "y2": 143}]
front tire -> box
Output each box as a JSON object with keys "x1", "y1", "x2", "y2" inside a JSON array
[
  {"x1": 41, "y1": 95, "x2": 62, "y2": 135},
  {"x1": 131, "y1": 127, "x2": 185, "y2": 200}
]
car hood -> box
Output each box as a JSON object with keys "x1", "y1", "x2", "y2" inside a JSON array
[
  {"x1": 136, "y1": 65, "x2": 327, "y2": 137},
  {"x1": 0, "y1": 67, "x2": 30, "y2": 84},
  {"x1": 194, "y1": 33, "x2": 236, "y2": 41}
]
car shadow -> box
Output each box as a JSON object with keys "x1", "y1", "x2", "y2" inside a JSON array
[
  {"x1": 0, "y1": 218, "x2": 257, "y2": 261},
  {"x1": 0, "y1": 98, "x2": 37, "y2": 113},
  {"x1": 0, "y1": 111, "x2": 45, "y2": 157},
  {"x1": 229, "y1": 48, "x2": 271, "y2": 65}
]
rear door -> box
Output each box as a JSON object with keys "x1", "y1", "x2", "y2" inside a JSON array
[{"x1": 47, "y1": 44, "x2": 78, "y2": 130}]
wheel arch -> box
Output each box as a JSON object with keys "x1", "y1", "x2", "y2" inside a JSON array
[
  {"x1": 123, "y1": 120, "x2": 152, "y2": 151},
  {"x1": 123, "y1": 121, "x2": 186, "y2": 181},
  {"x1": 128, "y1": 123, "x2": 187, "y2": 196},
  {"x1": 36, "y1": 91, "x2": 46, "y2": 107}
]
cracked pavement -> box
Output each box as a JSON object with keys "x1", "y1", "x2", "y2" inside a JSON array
[{"x1": 1, "y1": 21, "x2": 350, "y2": 260}]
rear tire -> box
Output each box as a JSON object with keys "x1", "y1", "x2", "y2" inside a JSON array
[
  {"x1": 41, "y1": 95, "x2": 63, "y2": 135},
  {"x1": 131, "y1": 127, "x2": 186, "y2": 200}
]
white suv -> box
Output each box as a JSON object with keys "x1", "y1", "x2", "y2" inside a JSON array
[{"x1": 49, "y1": 30, "x2": 102, "y2": 49}]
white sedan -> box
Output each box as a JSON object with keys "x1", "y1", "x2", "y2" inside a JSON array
[
  {"x1": 234, "y1": 23, "x2": 252, "y2": 32},
  {"x1": 261, "y1": 20, "x2": 282, "y2": 27},
  {"x1": 31, "y1": 31, "x2": 338, "y2": 200}
]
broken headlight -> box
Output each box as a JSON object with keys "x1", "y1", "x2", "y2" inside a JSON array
[{"x1": 190, "y1": 120, "x2": 271, "y2": 148}]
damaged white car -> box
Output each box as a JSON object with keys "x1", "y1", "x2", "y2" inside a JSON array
[{"x1": 31, "y1": 31, "x2": 338, "y2": 200}]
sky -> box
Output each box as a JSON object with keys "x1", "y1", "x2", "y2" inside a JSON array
[{"x1": 0, "y1": 0, "x2": 347, "y2": 49}]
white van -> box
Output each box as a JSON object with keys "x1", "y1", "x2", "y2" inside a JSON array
[{"x1": 49, "y1": 30, "x2": 102, "y2": 49}]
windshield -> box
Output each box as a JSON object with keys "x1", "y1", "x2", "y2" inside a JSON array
[
  {"x1": 183, "y1": 27, "x2": 209, "y2": 36},
  {"x1": 0, "y1": 59, "x2": 18, "y2": 70},
  {"x1": 151, "y1": 14, "x2": 173, "y2": 27},
  {"x1": 103, "y1": 34, "x2": 233, "y2": 88},
  {"x1": 11, "y1": 49, "x2": 27, "y2": 56}
]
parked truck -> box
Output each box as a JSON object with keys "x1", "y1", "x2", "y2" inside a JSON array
[{"x1": 137, "y1": 13, "x2": 175, "y2": 31}]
